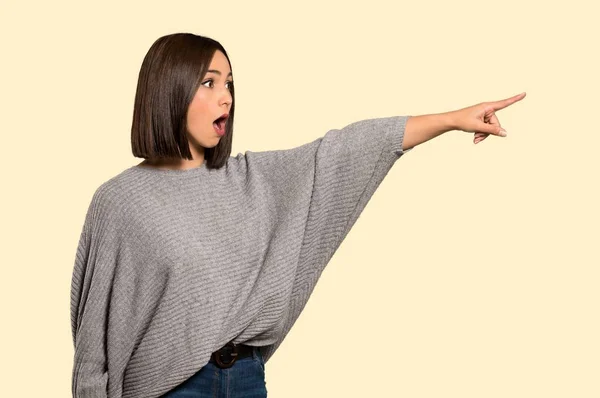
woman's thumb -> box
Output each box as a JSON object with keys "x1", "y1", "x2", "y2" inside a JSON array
[{"x1": 476, "y1": 120, "x2": 507, "y2": 136}]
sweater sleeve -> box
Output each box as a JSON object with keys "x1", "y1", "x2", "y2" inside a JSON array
[
  {"x1": 240, "y1": 115, "x2": 413, "y2": 362},
  {"x1": 300, "y1": 115, "x2": 412, "y2": 259},
  {"x1": 70, "y1": 187, "x2": 117, "y2": 398}
]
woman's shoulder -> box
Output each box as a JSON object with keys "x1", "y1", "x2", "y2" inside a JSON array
[{"x1": 87, "y1": 166, "x2": 145, "y2": 215}]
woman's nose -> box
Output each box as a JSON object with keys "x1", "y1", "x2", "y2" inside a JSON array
[{"x1": 220, "y1": 88, "x2": 232, "y2": 106}]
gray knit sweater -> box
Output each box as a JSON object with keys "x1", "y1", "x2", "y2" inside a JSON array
[{"x1": 70, "y1": 115, "x2": 413, "y2": 397}]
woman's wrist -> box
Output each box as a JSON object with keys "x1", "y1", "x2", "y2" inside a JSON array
[{"x1": 403, "y1": 112, "x2": 456, "y2": 150}]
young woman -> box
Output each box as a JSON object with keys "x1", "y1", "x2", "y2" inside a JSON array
[{"x1": 70, "y1": 33, "x2": 525, "y2": 398}]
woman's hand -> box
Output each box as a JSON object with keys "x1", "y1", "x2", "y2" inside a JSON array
[{"x1": 449, "y1": 92, "x2": 526, "y2": 144}]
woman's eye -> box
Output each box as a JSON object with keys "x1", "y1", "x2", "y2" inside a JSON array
[{"x1": 201, "y1": 79, "x2": 233, "y2": 90}]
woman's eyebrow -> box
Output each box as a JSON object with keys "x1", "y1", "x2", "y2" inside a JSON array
[{"x1": 207, "y1": 69, "x2": 233, "y2": 78}]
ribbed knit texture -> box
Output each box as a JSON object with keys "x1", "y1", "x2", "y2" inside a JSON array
[{"x1": 70, "y1": 115, "x2": 413, "y2": 397}]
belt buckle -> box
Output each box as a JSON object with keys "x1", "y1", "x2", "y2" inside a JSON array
[{"x1": 213, "y1": 341, "x2": 239, "y2": 369}]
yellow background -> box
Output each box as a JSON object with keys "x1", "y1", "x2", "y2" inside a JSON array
[{"x1": 1, "y1": 0, "x2": 598, "y2": 396}]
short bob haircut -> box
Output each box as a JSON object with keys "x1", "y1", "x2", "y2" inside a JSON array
[{"x1": 131, "y1": 33, "x2": 235, "y2": 169}]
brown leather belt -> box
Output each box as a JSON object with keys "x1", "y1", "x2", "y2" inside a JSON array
[{"x1": 209, "y1": 341, "x2": 255, "y2": 369}]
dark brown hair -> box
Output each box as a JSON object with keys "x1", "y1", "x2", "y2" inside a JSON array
[{"x1": 131, "y1": 33, "x2": 235, "y2": 169}]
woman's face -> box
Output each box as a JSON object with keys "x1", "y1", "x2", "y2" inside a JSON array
[{"x1": 186, "y1": 50, "x2": 233, "y2": 151}]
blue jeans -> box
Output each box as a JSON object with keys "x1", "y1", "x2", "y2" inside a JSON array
[{"x1": 160, "y1": 346, "x2": 267, "y2": 397}]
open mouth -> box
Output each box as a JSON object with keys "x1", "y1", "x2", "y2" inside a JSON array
[{"x1": 213, "y1": 114, "x2": 229, "y2": 135}]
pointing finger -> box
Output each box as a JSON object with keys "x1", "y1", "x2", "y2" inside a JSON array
[{"x1": 491, "y1": 92, "x2": 526, "y2": 112}]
